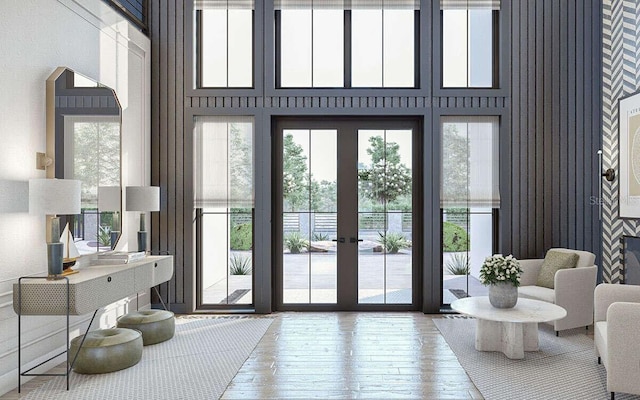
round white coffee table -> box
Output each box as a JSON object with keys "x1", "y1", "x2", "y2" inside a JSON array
[{"x1": 450, "y1": 297, "x2": 567, "y2": 359}]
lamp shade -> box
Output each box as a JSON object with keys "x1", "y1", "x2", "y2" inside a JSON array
[
  {"x1": 98, "y1": 186, "x2": 121, "y2": 211},
  {"x1": 125, "y1": 186, "x2": 160, "y2": 211},
  {"x1": 29, "y1": 179, "x2": 81, "y2": 215},
  {"x1": 0, "y1": 180, "x2": 29, "y2": 213}
]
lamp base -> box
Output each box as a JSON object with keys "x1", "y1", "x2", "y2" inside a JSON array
[
  {"x1": 137, "y1": 231, "x2": 147, "y2": 253},
  {"x1": 47, "y1": 242, "x2": 64, "y2": 280}
]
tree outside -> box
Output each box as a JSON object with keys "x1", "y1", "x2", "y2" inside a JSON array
[
  {"x1": 282, "y1": 134, "x2": 309, "y2": 211},
  {"x1": 358, "y1": 135, "x2": 412, "y2": 207}
]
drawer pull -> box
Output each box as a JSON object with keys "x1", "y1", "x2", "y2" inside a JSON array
[
  {"x1": 107, "y1": 276, "x2": 112, "y2": 283},
  {"x1": 154, "y1": 263, "x2": 158, "y2": 268}
]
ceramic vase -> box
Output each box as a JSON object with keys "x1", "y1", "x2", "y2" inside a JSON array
[{"x1": 488, "y1": 282, "x2": 518, "y2": 308}]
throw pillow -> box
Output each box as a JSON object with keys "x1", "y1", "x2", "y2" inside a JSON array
[{"x1": 536, "y1": 250, "x2": 579, "y2": 289}]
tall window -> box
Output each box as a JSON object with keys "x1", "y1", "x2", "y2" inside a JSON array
[
  {"x1": 441, "y1": 0, "x2": 499, "y2": 88},
  {"x1": 275, "y1": 0, "x2": 419, "y2": 88},
  {"x1": 194, "y1": 116, "x2": 254, "y2": 306},
  {"x1": 195, "y1": 0, "x2": 254, "y2": 88},
  {"x1": 440, "y1": 116, "x2": 499, "y2": 304}
]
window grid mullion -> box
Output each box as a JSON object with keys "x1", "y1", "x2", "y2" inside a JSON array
[{"x1": 344, "y1": 10, "x2": 352, "y2": 88}]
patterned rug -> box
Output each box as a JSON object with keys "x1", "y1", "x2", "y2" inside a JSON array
[
  {"x1": 434, "y1": 318, "x2": 640, "y2": 400},
  {"x1": 23, "y1": 316, "x2": 275, "y2": 400}
]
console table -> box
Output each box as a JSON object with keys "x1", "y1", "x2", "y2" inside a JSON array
[{"x1": 13, "y1": 255, "x2": 174, "y2": 391}]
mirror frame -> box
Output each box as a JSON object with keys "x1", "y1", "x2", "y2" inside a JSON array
[{"x1": 46, "y1": 67, "x2": 123, "y2": 255}]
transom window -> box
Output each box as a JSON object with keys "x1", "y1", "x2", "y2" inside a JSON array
[
  {"x1": 441, "y1": 0, "x2": 499, "y2": 88},
  {"x1": 195, "y1": 0, "x2": 254, "y2": 88},
  {"x1": 275, "y1": 0, "x2": 419, "y2": 89}
]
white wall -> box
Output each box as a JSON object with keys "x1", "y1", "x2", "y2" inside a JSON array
[{"x1": 0, "y1": 0, "x2": 150, "y2": 395}]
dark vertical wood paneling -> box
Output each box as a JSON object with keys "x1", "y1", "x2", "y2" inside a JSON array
[
  {"x1": 150, "y1": 0, "x2": 602, "y2": 312},
  {"x1": 175, "y1": 0, "x2": 187, "y2": 312},
  {"x1": 508, "y1": 0, "x2": 601, "y2": 260},
  {"x1": 511, "y1": 0, "x2": 521, "y2": 255},
  {"x1": 534, "y1": 1, "x2": 544, "y2": 254},
  {"x1": 542, "y1": 0, "x2": 553, "y2": 253}
]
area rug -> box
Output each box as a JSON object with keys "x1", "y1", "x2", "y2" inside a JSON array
[
  {"x1": 434, "y1": 317, "x2": 640, "y2": 400},
  {"x1": 23, "y1": 316, "x2": 275, "y2": 400}
]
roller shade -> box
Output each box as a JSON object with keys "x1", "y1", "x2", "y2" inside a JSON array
[
  {"x1": 275, "y1": 0, "x2": 419, "y2": 10},
  {"x1": 440, "y1": 0, "x2": 500, "y2": 10},
  {"x1": 440, "y1": 116, "x2": 500, "y2": 208},
  {"x1": 194, "y1": 116, "x2": 254, "y2": 208},
  {"x1": 195, "y1": 0, "x2": 254, "y2": 10}
]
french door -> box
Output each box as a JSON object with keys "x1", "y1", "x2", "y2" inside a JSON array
[{"x1": 274, "y1": 118, "x2": 422, "y2": 311}]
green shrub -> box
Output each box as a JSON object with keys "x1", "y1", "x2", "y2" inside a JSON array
[
  {"x1": 377, "y1": 232, "x2": 410, "y2": 254},
  {"x1": 446, "y1": 253, "x2": 470, "y2": 275},
  {"x1": 284, "y1": 232, "x2": 309, "y2": 254},
  {"x1": 311, "y1": 232, "x2": 330, "y2": 241},
  {"x1": 98, "y1": 226, "x2": 111, "y2": 246},
  {"x1": 229, "y1": 253, "x2": 252, "y2": 275},
  {"x1": 230, "y1": 223, "x2": 252, "y2": 250},
  {"x1": 443, "y1": 221, "x2": 469, "y2": 252}
]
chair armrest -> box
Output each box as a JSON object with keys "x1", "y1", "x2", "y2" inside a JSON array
[
  {"x1": 554, "y1": 265, "x2": 597, "y2": 325},
  {"x1": 607, "y1": 302, "x2": 640, "y2": 394},
  {"x1": 594, "y1": 283, "x2": 640, "y2": 322},
  {"x1": 518, "y1": 259, "x2": 543, "y2": 286}
]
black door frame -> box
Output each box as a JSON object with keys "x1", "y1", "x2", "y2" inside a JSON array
[{"x1": 272, "y1": 116, "x2": 423, "y2": 311}]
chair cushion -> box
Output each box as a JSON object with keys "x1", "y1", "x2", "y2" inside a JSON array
[
  {"x1": 519, "y1": 285, "x2": 556, "y2": 303},
  {"x1": 536, "y1": 250, "x2": 579, "y2": 289}
]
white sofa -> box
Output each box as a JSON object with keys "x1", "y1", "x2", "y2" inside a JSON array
[
  {"x1": 594, "y1": 283, "x2": 640, "y2": 399},
  {"x1": 518, "y1": 248, "x2": 597, "y2": 333}
]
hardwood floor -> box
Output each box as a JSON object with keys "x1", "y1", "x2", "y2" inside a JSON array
[
  {"x1": 221, "y1": 313, "x2": 481, "y2": 399},
  {"x1": 2, "y1": 312, "x2": 481, "y2": 399}
]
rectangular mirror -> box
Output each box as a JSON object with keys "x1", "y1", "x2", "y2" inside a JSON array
[{"x1": 46, "y1": 67, "x2": 122, "y2": 263}]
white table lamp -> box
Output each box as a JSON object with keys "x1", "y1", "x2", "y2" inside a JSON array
[
  {"x1": 0, "y1": 180, "x2": 29, "y2": 213},
  {"x1": 98, "y1": 186, "x2": 121, "y2": 250},
  {"x1": 125, "y1": 186, "x2": 160, "y2": 253},
  {"x1": 29, "y1": 179, "x2": 81, "y2": 279}
]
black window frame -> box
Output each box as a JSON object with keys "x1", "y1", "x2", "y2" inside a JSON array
[
  {"x1": 432, "y1": 0, "x2": 510, "y2": 97},
  {"x1": 185, "y1": 0, "x2": 264, "y2": 97},
  {"x1": 274, "y1": 8, "x2": 420, "y2": 90}
]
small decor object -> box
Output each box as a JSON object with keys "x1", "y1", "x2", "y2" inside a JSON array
[
  {"x1": 60, "y1": 222, "x2": 80, "y2": 274},
  {"x1": 479, "y1": 254, "x2": 522, "y2": 308}
]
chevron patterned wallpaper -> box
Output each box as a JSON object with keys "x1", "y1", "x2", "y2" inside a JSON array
[{"x1": 602, "y1": 1, "x2": 640, "y2": 283}]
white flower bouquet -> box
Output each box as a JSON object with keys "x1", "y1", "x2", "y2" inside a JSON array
[{"x1": 479, "y1": 254, "x2": 522, "y2": 287}]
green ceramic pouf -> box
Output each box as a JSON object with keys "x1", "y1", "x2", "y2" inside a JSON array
[
  {"x1": 69, "y1": 328, "x2": 143, "y2": 374},
  {"x1": 117, "y1": 310, "x2": 175, "y2": 345}
]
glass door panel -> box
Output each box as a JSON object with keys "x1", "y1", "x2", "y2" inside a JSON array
[
  {"x1": 201, "y1": 208, "x2": 253, "y2": 305},
  {"x1": 282, "y1": 129, "x2": 338, "y2": 304},
  {"x1": 357, "y1": 130, "x2": 413, "y2": 304}
]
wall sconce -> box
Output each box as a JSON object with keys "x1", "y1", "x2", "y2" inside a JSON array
[
  {"x1": 29, "y1": 179, "x2": 81, "y2": 279},
  {"x1": 602, "y1": 168, "x2": 615, "y2": 182},
  {"x1": 98, "y1": 186, "x2": 121, "y2": 250},
  {"x1": 36, "y1": 152, "x2": 53, "y2": 170},
  {"x1": 125, "y1": 186, "x2": 160, "y2": 253}
]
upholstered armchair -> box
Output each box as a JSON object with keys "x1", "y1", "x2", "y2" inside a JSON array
[
  {"x1": 594, "y1": 283, "x2": 640, "y2": 399},
  {"x1": 518, "y1": 248, "x2": 597, "y2": 333}
]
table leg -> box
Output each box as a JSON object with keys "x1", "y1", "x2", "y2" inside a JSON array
[
  {"x1": 475, "y1": 319, "x2": 533, "y2": 359},
  {"x1": 502, "y1": 322, "x2": 525, "y2": 359},
  {"x1": 522, "y1": 322, "x2": 539, "y2": 351}
]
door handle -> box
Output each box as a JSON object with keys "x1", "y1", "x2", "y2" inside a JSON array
[
  {"x1": 349, "y1": 237, "x2": 364, "y2": 243},
  {"x1": 332, "y1": 237, "x2": 345, "y2": 243}
]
